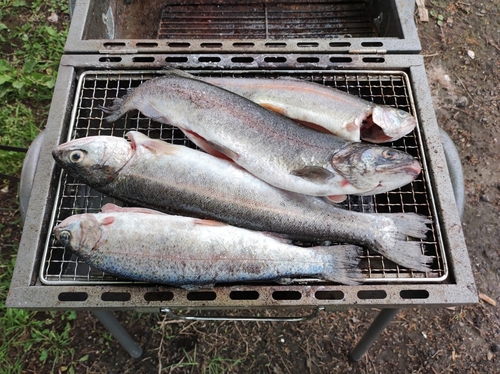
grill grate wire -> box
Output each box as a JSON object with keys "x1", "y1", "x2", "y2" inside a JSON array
[{"x1": 40, "y1": 70, "x2": 447, "y2": 285}]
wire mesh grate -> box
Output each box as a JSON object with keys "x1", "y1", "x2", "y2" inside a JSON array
[{"x1": 40, "y1": 70, "x2": 447, "y2": 285}]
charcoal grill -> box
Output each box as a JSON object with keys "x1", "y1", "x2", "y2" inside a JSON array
[{"x1": 7, "y1": 0, "x2": 476, "y2": 362}]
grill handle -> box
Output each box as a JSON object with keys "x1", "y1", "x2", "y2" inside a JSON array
[{"x1": 160, "y1": 307, "x2": 325, "y2": 322}]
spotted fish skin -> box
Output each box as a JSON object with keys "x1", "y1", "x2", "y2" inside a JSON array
[
  {"x1": 53, "y1": 206, "x2": 363, "y2": 287},
  {"x1": 101, "y1": 72, "x2": 421, "y2": 197},
  {"x1": 52, "y1": 132, "x2": 433, "y2": 271},
  {"x1": 202, "y1": 75, "x2": 417, "y2": 143}
]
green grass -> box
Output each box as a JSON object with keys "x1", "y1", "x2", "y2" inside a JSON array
[
  {"x1": 0, "y1": 1, "x2": 71, "y2": 373},
  {"x1": 0, "y1": 0, "x2": 68, "y2": 177}
]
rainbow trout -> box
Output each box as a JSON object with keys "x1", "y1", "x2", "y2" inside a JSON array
[
  {"x1": 52, "y1": 132, "x2": 432, "y2": 271},
  {"x1": 202, "y1": 75, "x2": 416, "y2": 143},
  {"x1": 102, "y1": 72, "x2": 421, "y2": 197},
  {"x1": 53, "y1": 204, "x2": 363, "y2": 287}
]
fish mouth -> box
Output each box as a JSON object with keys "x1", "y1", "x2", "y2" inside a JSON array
[
  {"x1": 404, "y1": 162, "x2": 422, "y2": 177},
  {"x1": 360, "y1": 116, "x2": 393, "y2": 143}
]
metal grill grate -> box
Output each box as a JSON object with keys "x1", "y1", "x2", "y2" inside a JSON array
[
  {"x1": 41, "y1": 70, "x2": 447, "y2": 285},
  {"x1": 158, "y1": 1, "x2": 377, "y2": 40}
]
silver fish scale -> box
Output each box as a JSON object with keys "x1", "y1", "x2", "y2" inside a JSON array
[{"x1": 41, "y1": 70, "x2": 447, "y2": 286}]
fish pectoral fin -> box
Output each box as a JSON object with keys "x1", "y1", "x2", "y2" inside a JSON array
[
  {"x1": 127, "y1": 131, "x2": 178, "y2": 155},
  {"x1": 139, "y1": 138, "x2": 178, "y2": 156},
  {"x1": 205, "y1": 140, "x2": 240, "y2": 161},
  {"x1": 291, "y1": 166, "x2": 334, "y2": 183},
  {"x1": 101, "y1": 216, "x2": 115, "y2": 225},
  {"x1": 325, "y1": 195, "x2": 347, "y2": 203},
  {"x1": 194, "y1": 219, "x2": 227, "y2": 227}
]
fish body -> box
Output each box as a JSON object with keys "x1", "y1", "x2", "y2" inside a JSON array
[
  {"x1": 202, "y1": 76, "x2": 417, "y2": 143},
  {"x1": 53, "y1": 206, "x2": 363, "y2": 287},
  {"x1": 53, "y1": 132, "x2": 432, "y2": 271},
  {"x1": 102, "y1": 73, "x2": 421, "y2": 197}
]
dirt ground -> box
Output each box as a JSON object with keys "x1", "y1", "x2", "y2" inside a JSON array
[{"x1": 2, "y1": 2, "x2": 499, "y2": 373}]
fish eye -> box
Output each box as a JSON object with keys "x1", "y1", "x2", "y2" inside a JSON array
[
  {"x1": 382, "y1": 149, "x2": 400, "y2": 159},
  {"x1": 59, "y1": 231, "x2": 71, "y2": 246},
  {"x1": 397, "y1": 109, "x2": 410, "y2": 117},
  {"x1": 69, "y1": 150, "x2": 85, "y2": 163}
]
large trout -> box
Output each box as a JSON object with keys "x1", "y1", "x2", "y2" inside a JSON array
[
  {"x1": 201, "y1": 75, "x2": 416, "y2": 143},
  {"x1": 52, "y1": 132, "x2": 432, "y2": 271},
  {"x1": 53, "y1": 204, "x2": 363, "y2": 287},
  {"x1": 102, "y1": 72, "x2": 421, "y2": 197}
]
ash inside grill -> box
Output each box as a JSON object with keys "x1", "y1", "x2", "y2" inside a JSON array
[
  {"x1": 158, "y1": 1, "x2": 378, "y2": 39},
  {"x1": 41, "y1": 70, "x2": 447, "y2": 286}
]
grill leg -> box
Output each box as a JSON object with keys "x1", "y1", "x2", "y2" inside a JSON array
[
  {"x1": 348, "y1": 308, "x2": 399, "y2": 362},
  {"x1": 92, "y1": 311, "x2": 143, "y2": 359}
]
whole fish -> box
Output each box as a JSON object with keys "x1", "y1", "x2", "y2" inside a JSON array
[
  {"x1": 52, "y1": 131, "x2": 432, "y2": 271},
  {"x1": 53, "y1": 205, "x2": 363, "y2": 287},
  {"x1": 201, "y1": 75, "x2": 416, "y2": 143},
  {"x1": 102, "y1": 72, "x2": 421, "y2": 197}
]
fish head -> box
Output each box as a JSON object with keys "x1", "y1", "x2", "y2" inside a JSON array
[
  {"x1": 330, "y1": 143, "x2": 421, "y2": 194},
  {"x1": 52, "y1": 136, "x2": 133, "y2": 187},
  {"x1": 53, "y1": 214, "x2": 103, "y2": 260},
  {"x1": 361, "y1": 106, "x2": 417, "y2": 143}
]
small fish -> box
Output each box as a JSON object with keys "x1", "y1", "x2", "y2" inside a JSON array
[
  {"x1": 201, "y1": 75, "x2": 417, "y2": 143},
  {"x1": 53, "y1": 205, "x2": 363, "y2": 287},
  {"x1": 52, "y1": 132, "x2": 432, "y2": 271},
  {"x1": 101, "y1": 72, "x2": 421, "y2": 197}
]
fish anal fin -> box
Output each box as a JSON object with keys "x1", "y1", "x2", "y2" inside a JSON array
[
  {"x1": 294, "y1": 120, "x2": 332, "y2": 134},
  {"x1": 260, "y1": 103, "x2": 332, "y2": 135},
  {"x1": 194, "y1": 219, "x2": 227, "y2": 227},
  {"x1": 260, "y1": 102, "x2": 287, "y2": 116},
  {"x1": 205, "y1": 140, "x2": 240, "y2": 161},
  {"x1": 291, "y1": 166, "x2": 334, "y2": 183},
  {"x1": 262, "y1": 231, "x2": 293, "y2": 244},
  {"x1": 180, "y1": 129, "x2": 233, "y2": 161}
]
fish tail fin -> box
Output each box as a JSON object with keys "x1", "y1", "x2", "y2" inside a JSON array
[
  {"x1": 315, "y1": 244, "x2": 363, "y2": 285},
  {"x1": 374, "y1": 213, "x2": 433, "y2": 272},
  {"x1": 99, "y1": 97, "x2": 126, "y2": 123},
  {"x1": 385, "y1": 212, "x2": 432, "y2": 239}
]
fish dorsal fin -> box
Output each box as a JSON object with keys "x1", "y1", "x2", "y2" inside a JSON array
[
  {"x1": 194, "y1": 219, "x2": 227, "y2": 227},
  {"x1": 165, "y1": 68, "x2": 197, "y2": 80},
  {"x1": 291, "y1": 166, "x2": 334, "y2": 183},
  {"x1": 101, "y1": 203, "x2": 167, "y2": 216},
  {"x1": 326, "y1": 195, "x2": 347, "y2": 203},
  {"x1": 101, "y1": 203, "x2": 123, "y2": 213}
]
